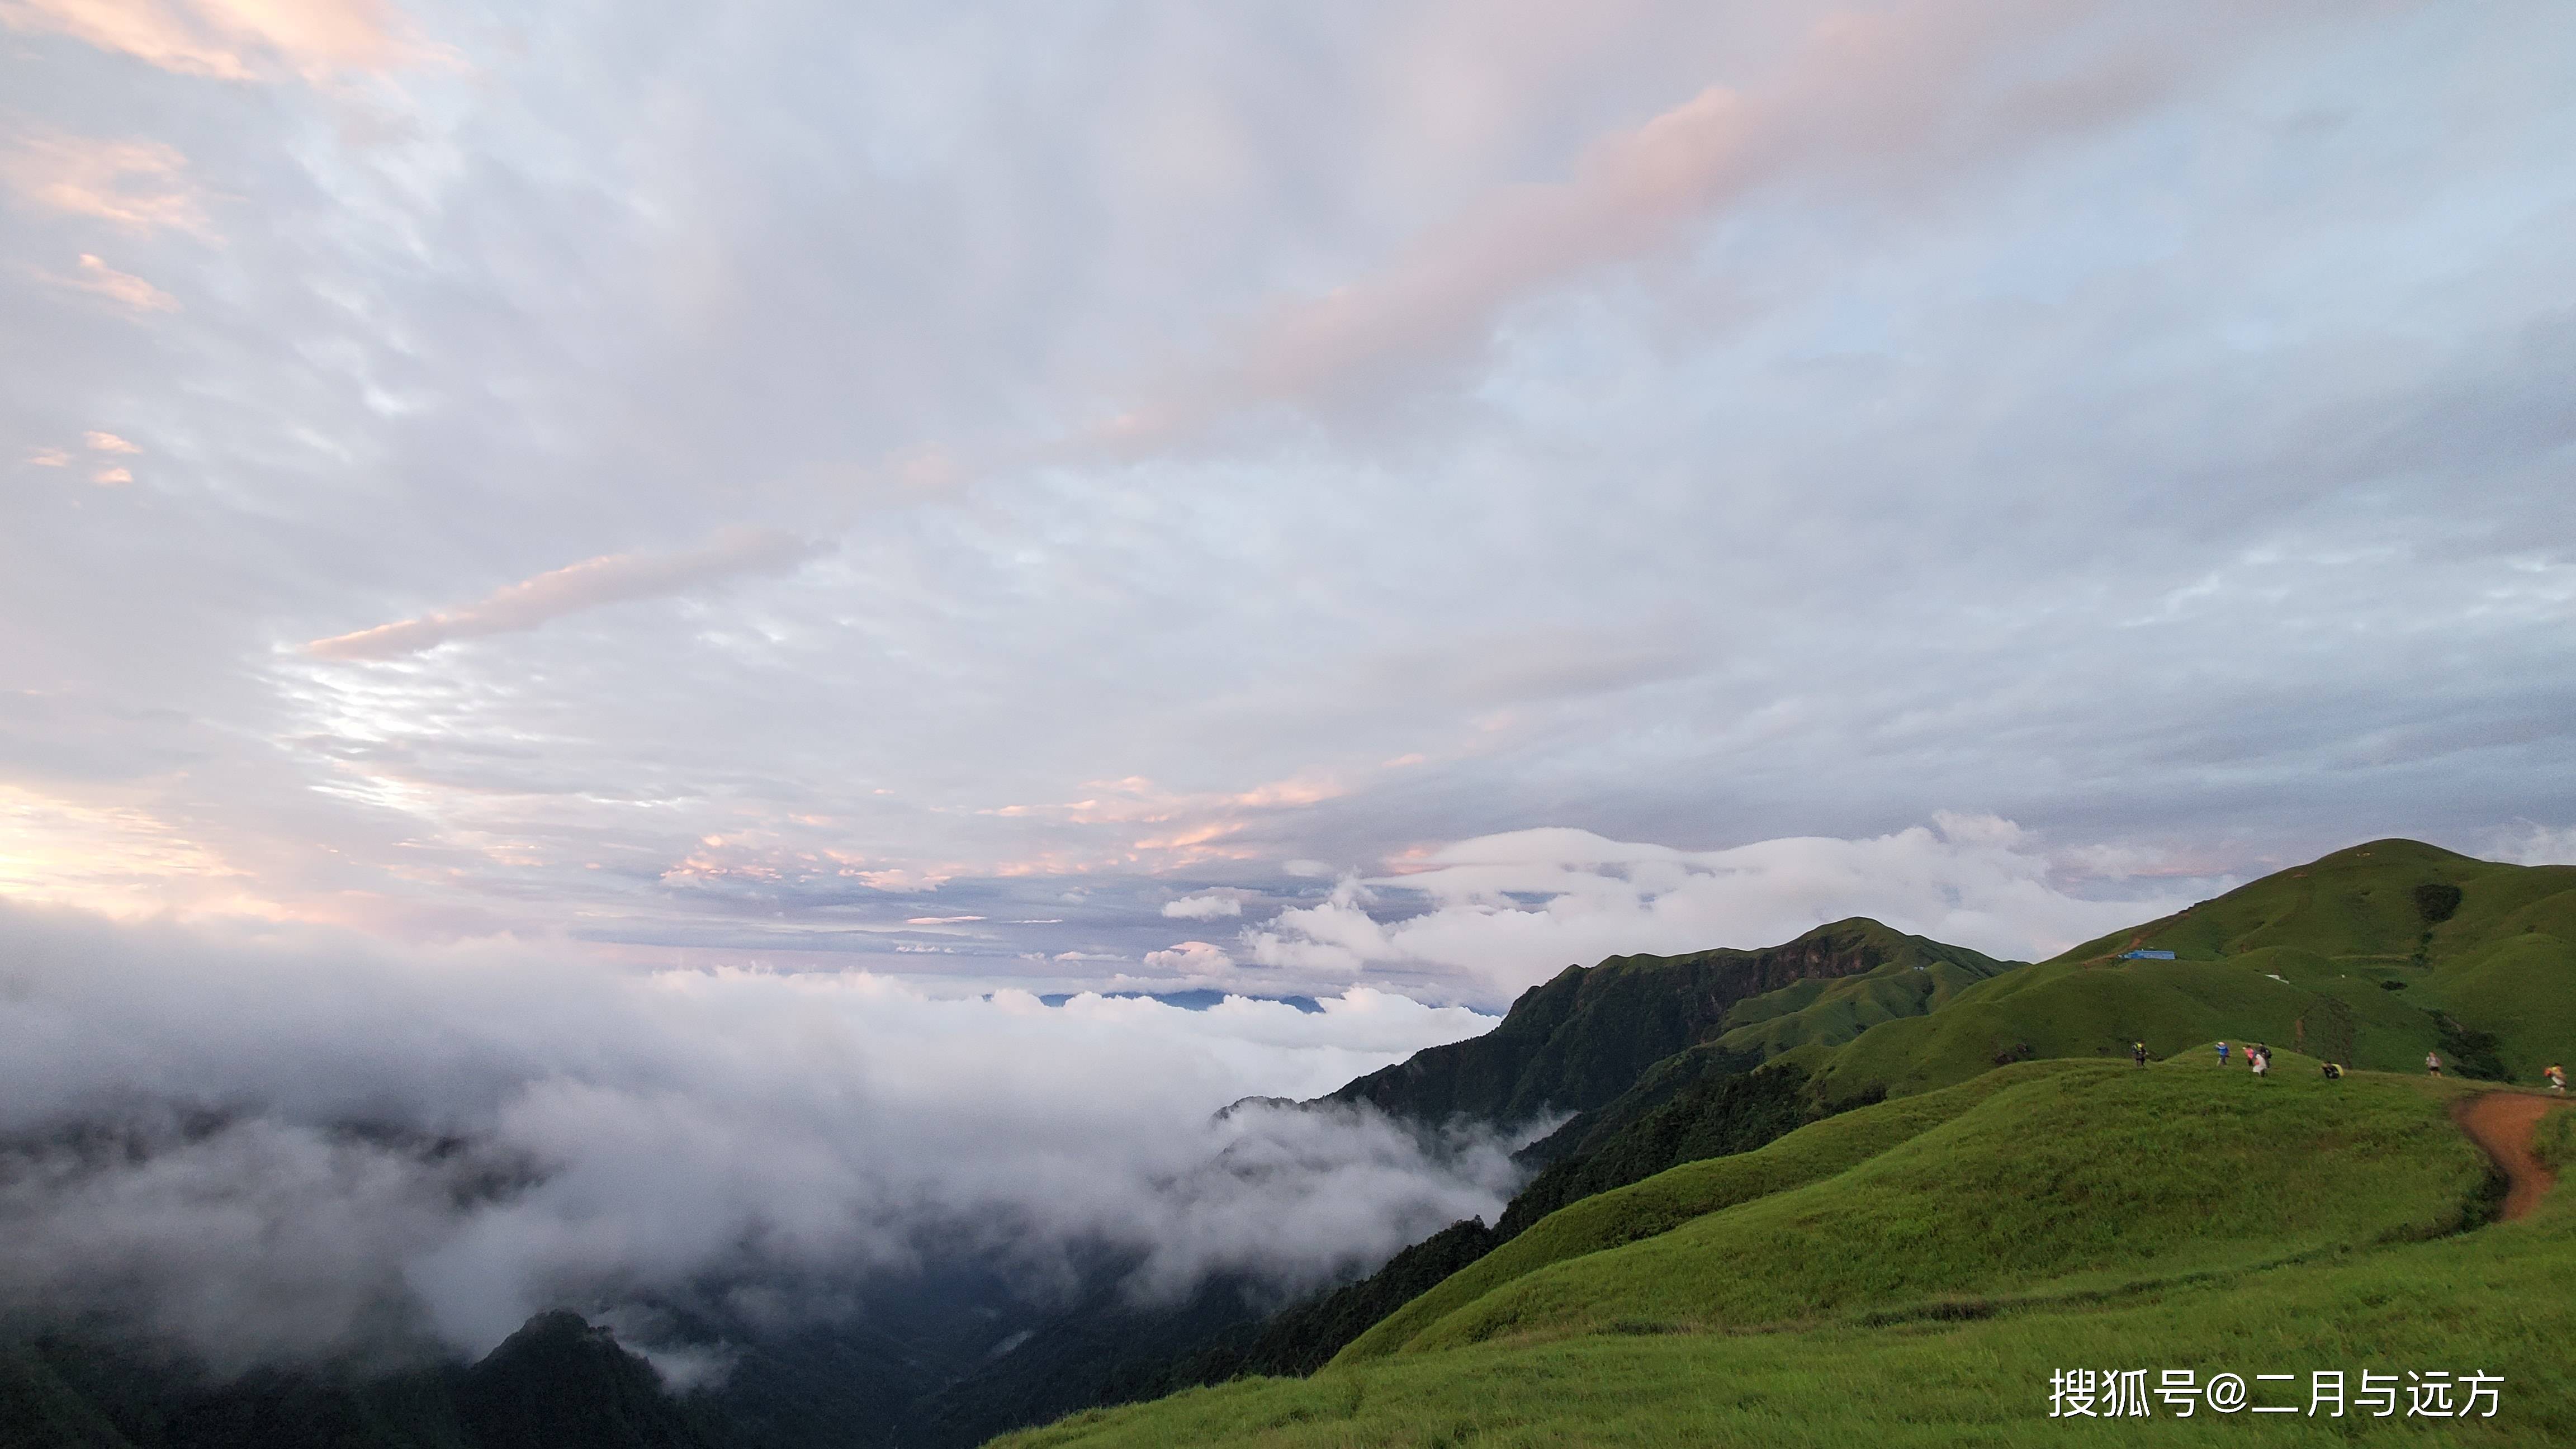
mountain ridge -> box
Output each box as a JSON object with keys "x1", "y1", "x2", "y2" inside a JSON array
[
  {"x1": 20, "y1": 837, "x2": 2575, "y2": 1449},
  {"x1": 982, "y1": 836, "x2": 2576, "y2": 1442},
  {"x1": 1320, "y1": 917, "x2": 2019, "y2": 1129}
]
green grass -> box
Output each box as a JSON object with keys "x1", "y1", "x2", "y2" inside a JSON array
[
  {"x1": 2434, "y1": 933, "x2": 2576, "y2": 1082},
  {"x1": 1807, "y1": 841, "x2": 2576, "y2": 1102},
  {"x1": 1703, "y1": 952, "x2": 2008, "y2": 1062},
  {"x1": 2536, "y1": 1108, "x2": 2576, "y2": 1174},
  {"x1": 1384, "y1": 1059, "x2": 2482, "y2": 1356},
  {"x1": 997, "y1": 1195, "x2": 2576, "y2": 1447},
  {"x1": 1334, "y1": 919, "x2": 2019, "y2": 1132},
  {"x1": 2054, "y1": 839, "x2": 2560, "y2": 963},
  {"x1": 1339, "y1": 1060, "x2": 2089, "y2": 1365},
  {"x1": 997, "y1": 1080, "x2": 2570, "y2": 1449},
  {"x1": 989, "y1": 842, "x2": 2576, "y2": 1448}
]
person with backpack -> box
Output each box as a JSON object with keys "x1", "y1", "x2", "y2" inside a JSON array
[
  {"x1": 2426, "y1": 1051, "x2": 2442, "y2": 1077},
  {"x1": 2217, "y1": 1041, "x2": 2230, "y2": 1068},
  {"x1": 2251, "y1": 1044, "x2": 2269, "y2": 1078},
  {"x1": 2546, "y1": 1064, "x2": 2565, "y2": 1094},
  {"x1": 2321, "y1": 1062, "x2": 2345, "y2": 1081},
  {"x1": 2133, "y1": 1041, "x2": 2149, "y2": 1068}
]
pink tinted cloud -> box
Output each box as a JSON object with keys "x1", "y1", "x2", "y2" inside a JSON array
[
  {"x1": 0, "y1": 130, "x2": 214, "y2": 236},
  {"x1": 0, "y1": 0, "x2": 444, "y2": 83},
  {"x1": 305, "y1": 527, "x2": 826, "y2": 661},
  {"x1": 50, "y1": 254, "x2": 181, "y2": 312},
  {"x1": 1101, "y1": 0, "x2": 2304, "y2": 446}
]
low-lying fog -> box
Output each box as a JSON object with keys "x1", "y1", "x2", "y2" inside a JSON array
[{"x1": 0, "y1": 901, "x2": 1514, "y2": 1377}]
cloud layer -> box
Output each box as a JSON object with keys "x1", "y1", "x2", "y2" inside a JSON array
[
  {"x1": 1227, "y1": 814, "x2": 2220, "y2": 1001},
  {"x1": 0, "y1": 0, "x2": 2569, "y2": 978},
  {"x1": 0, "y1": 901, "x2": 1506, "y2": 1372}
]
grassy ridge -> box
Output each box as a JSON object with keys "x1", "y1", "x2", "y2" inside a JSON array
[
  {"x1": 1386, "y1": 1059, "x2": 2483, "y2": 1355},
  {"x1": 1705, "y1": 950, "x2": 2007, "y2": 1063},
  {"x1": 996, "y1": 1177, "x2": 2576, "y2": 1447},
  {"x1": 996, "y1": 1083, "x2": 2571, "y2": 1449},
  {"x1": 1339, "y1": 1060, "x2": 2089, "y2": 1365},
  {"x1": 995, "y1": 842, "x2": 2576, "y2": 1446},
  {"x1": 1809, "y1": 841, "x2": 2576, "y2": 1102},
  {"x1": 1332, "y1": 920, "x2": 2014, "y2": 1129},
  {"x1": 1513, "y1": 935, "x2": 2012, "y2": 1168}
]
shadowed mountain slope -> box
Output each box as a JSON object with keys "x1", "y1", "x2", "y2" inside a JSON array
[
  {"x1": 1324, "y1": 919, "x2": 2016, "y2": 1129},
  {"x1": 0, "y1": 1313, "x2": 722, "y2": 1449}
]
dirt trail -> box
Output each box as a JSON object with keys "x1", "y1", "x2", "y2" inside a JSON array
[{"x1": 2451, "y1": 1092, "x2": 2561, "y2": 1223}]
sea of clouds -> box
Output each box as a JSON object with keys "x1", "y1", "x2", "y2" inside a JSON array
[
  {"x1": 11, "y1": 809, "x2": 2537, "y2": 1381},
  {"x1": 0, "y1": 902, "x2": 1510, "y2": 1376}
]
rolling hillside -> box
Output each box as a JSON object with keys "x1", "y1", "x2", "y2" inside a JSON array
[
  {"x1": 1375, "y1": 1059, "x2": 2482, "y2": 1356},
  {"x1": 996, "y1": 1067, "x2": 2573, "y2": 1447},
  {"x1": 994, "y1": 839, "x2": 2576, "y2": 1447},
  {"x1": 1807, "y1": 840, "x2": 2576, "y2": 1102},
  {"x1": 15, "y1": 840, "x2": 2569, "y2": 1448}
]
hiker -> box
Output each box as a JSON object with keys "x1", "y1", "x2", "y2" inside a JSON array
[
  {"x1": 2251, "y1": 1045, "x2": 2269, "y2": 1078},
  {"x1": 2426, "y1": 1051, "x2": 2442, "y2": 1077},
  {"x1": 2321, "y1": 1062, "x2": 2345, "y2": 1081},
  {"x1": 2546, "y1": 1064, "x2": 2565, "y2": 1094},
  {"x1": 2133, "y1": 1041, "x2": 2148, "y2": 1068},
  {"x1": 2217, "y1": 1041, "x2": 2230, "y2": 1067}
]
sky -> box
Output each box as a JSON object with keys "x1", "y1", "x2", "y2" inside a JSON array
[
  {"x1": 4, "y1": 0, "x2": 2575, "y2": 1011},
  {"x1": 3, "y1": 0, "x2": 2575, "y2": 1384}
]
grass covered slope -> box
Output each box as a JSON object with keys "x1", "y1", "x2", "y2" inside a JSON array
[
  {"x1": 1393, "y1": 1059, "x2": 2481, "y2": 1355},
  {"x1": 999, "y1": 1078, "x2": 2572, "y2": 1449},
  {"x1": 1808, "y1": 841, "x2": 2576, "y2": 1102},
  {"x1": 1518, "y1": 941, "x2": 2011, "y2": 1167},
  {"x1": 1328, "y1": 920, "x2": 2015, "y2": 1127},
  {"x1": 998, "y1": 1173, "x2": 2576, "y2": 1448},
  {"x1": 1703, "y1": 943, "x2": 2008, "y2": 1063},
  {"x1": 1341, "y1": 1059, "x2": 2091, "y2": 1365},
  {"x1": 997, "y1": 841, "x2": 2576, "y2": 1447}
]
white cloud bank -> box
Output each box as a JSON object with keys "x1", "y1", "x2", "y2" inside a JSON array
[
  {"x1": 0, "y1": 902, "x2": 1504, "y2": 1374},
  {"x1": 1163, "y1": 891, "x2": 1246, "y2": 921},
  {"x1": 1242, "y1": 814, "x2": 2226, "y2": 1001}
]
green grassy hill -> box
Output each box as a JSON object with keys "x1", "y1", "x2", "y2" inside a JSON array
[
  {"x1": 1382, "y1": 1059, "x2": 2479, "y2": 1355},
  {"x1": 1807, "y1": 840, "x2": 2576, "y2": 1103},
  {"x1": 1327, "y1": 920, "x2": 2016, "y2": 1128},
  {"x1": 1518, "y1": 940, "x2": 2005, "y2": 1167},
  {"x1": 1344, "y1": 1060, "x2": 2075, "y2": 1363},
  {"x1": 995, "y1": 1069, "x2": 2573, "y2": 1448},
  {"x1": 993, "y1": 839, "x2": 2576, "y2": 1448}
]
